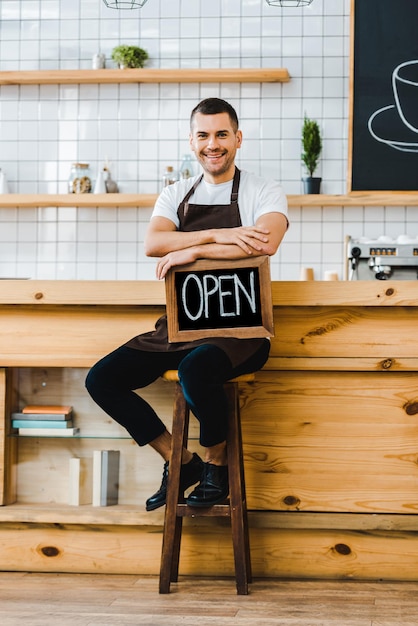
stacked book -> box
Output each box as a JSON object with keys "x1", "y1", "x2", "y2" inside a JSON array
[{"x1": 12, "y1": 405, "x2": 79, "y2": 437}]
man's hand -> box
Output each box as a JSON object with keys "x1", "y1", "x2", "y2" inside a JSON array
[
  {"x1": 212, "y1": 225, "x2": 270, "y2": 255},
  {"x1": 156, "y1": 248, "x2": 199, "y2": 280}
]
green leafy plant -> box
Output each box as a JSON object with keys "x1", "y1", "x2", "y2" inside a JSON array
[
  {"x1": 301, "y1": 116, "x2": 322, "y2": 177},
  {"x1": 111, "y1": 45, "x2": 149, "y2": 69}
]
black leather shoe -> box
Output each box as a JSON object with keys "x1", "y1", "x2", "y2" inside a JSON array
[
  {"x1": 185, "y1": 462, "x2": 229, "y2": 507},
  {"x1": 145, "y1": 452, "x2": 203, "y2": 511}
]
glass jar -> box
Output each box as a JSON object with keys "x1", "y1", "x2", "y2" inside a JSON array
[
  {"x1": 162, "y1": 165, "x2": 178, "y2": 187},
  {"x1": 68, "y1": 163, "x2": 92, "y2": 194},
  {"x1": 179, "y1": 154, "x2": 195, "y2": 179}
]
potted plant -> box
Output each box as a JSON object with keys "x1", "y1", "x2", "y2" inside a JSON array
[
  {"x1": 301, "y1": 115, "x2": 322, "y2": 194},
  {"x1": 111, "y1": 45, "x2": 149, "y2": 69}
]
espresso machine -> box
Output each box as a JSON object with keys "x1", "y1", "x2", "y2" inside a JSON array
[{"x1": 346, "y1": 235, "x2": 418, "y2": 280}]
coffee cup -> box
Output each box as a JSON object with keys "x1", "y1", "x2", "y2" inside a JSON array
[
  {"x1": 392, "y1": 60, "x2": 418, "y2": 133},
  {"x1": 299, "y1": 267, "x2": 315, "y2": 281},
  {"x1": 324, "y1": 271, "x2": 339, "y2": 281}
]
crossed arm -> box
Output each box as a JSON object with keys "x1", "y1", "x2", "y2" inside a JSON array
[{"x1": 145, "y1": 211, "x2": 288, "y2": 279}]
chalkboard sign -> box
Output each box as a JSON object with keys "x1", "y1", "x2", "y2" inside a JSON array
[
  {"x1": 349, "y1": 0, "x2": 418, "y2": 192},
  {"x1": 165, "y1": 256, "x2": 273, "y2": 342}
]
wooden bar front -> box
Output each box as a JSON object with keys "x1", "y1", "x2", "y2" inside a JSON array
[{"x1": 0, "y1": 280, "x2": 418, "y2": 581}]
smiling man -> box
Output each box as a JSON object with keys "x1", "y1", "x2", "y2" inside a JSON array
[{"x1": 86, "y1": 98, "x2": 288, "y2": 511}]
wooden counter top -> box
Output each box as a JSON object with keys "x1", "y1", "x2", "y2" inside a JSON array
[{"x1": 0, "y1": 279, "x2": 417, "y2": 307}]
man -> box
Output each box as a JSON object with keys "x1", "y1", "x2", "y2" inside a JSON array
[{"x1": 85, "y1": 97, "x2": 288, "y2": 510}]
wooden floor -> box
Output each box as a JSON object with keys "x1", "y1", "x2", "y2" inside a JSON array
[{"x1": 0, "y1": 573, "x2": 417, "y2": 625}]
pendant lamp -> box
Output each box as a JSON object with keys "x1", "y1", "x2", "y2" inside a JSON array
[
  {"x1": 266, "y1": 0, "x2": 313, "y2": 6},
  {"x1": 102, "y1": 0, "x2": 149, "y2": 9}
]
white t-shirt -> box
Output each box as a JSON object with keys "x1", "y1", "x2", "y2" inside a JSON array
[{"x1": 151, "y1": 169, "x2": 288, "y2": 229}]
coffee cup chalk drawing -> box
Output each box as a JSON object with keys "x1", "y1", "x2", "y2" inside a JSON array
[
  {"x1": 165, "y1": 256, "x2": 274, "y2": 342},
  {"x1": 368, "y1": 59, "x2": 418, "y2": 153}
]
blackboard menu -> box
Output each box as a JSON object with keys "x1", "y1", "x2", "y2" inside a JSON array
[{"x1": 350, "y1": 0, "x2": 418, "y2": 191}]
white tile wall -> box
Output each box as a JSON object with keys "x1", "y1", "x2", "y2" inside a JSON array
[{"x1": 0, "y1": 0, "x2": 416, "y2": 281}]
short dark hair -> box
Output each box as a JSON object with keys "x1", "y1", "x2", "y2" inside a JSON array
[{"x1": 190, "y1": 98, "x2": 239, "y2": 133}]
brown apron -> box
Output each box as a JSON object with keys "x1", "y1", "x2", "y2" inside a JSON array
[{"x1": 125, "y1": 167, "x2": 268, "y2": 368}]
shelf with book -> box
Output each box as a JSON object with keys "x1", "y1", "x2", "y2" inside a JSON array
[{"x1": 3, "y1": 366, "x2": 177, "y2": 511}]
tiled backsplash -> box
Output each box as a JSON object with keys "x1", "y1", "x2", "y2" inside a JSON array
[{"x1": 0, "y1": 0, "x2": 416, "y2": 280}]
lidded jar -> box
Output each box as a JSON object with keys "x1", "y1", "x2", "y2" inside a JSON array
[
  {"x1": 162, "y1": 165, "x2": 178, "y2": 187},
  {"x1": 179, "y1": 154, "x2": 195, "y2": 179},
  {"x1": 68, "y1": 163, "x2": 92, "y2": 194}
]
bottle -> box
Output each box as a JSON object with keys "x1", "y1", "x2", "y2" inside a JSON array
[
  {"x1": 0, "y1": 169, "x2": 9, "y2": 193},
  {"x1": 68, "y1": 163, "x2": 92, "y2": 194},
  {"x1": 93, "y1": 168, "x2": 107, "y2": 194},
  {"x1": 162, "y1": 166, "x2": 178, "y2": 187},
  {"x1": 179, "y1": 154, "x2": 194, "y2": 179},
  {"x1": 104, "y1": 167, "x2": 119, "y2": 193}
]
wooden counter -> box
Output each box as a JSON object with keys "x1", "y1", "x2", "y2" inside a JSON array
[{"x1": 1, "y1": 280, "x2": 418, "y2": 581}]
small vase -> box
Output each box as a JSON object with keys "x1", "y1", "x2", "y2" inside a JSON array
[
  {"x1": 94, "y1": 169, "x2": 107, "y2": 194},
  {"x1": 0, "y1": 169, "x2": 9, "y2": 193},
  {"x1": 302, "y1": 177, "x2": 322, "y2": 194},
  {"x1": 92, "y1": 53, "x2": 106, "y2": 69}
]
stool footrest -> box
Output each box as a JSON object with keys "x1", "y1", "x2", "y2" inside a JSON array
[{"x1": 176, "y1": 502, "x2": 233, "y2": 517}]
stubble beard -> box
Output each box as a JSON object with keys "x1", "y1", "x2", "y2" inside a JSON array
[{"x1": 198, "y1": 150, "x2": 235, "y2": 179}]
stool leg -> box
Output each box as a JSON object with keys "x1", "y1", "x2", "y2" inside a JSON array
[
  {"x1": 225, "y1": 383, "x2": 252, "y2": 595},
  {"x1": 159, "y1": 382, "x2": 190, "y2": 594}
]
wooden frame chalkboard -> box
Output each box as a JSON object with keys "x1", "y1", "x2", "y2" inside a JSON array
[
  {"x1": 165, "y1": 256, "x2": 273, "y2": 342},
  {"x1": 349, "y1": 0, "x2": 418, "y2": 192}
]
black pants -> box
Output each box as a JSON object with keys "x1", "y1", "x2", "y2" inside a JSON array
[{"x1": 85, "y1": 341, "x2": 269, "y2": 448}]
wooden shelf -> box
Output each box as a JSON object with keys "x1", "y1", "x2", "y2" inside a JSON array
[
  {"x1": 2, "y1": 192, "x2": 418, "y2": 208},
  {"x1": 0, "y1": 68, "x2": 290, "y2": 85},
  {"x1": 0, "y1": 194, "x2": 158, "y2": 208},
  {"x1": 0, "y1": 502, "x2": 165, "y2": 526},
  {"x1": 289, "y1": 192, "x2": 418, "y2": 206}
]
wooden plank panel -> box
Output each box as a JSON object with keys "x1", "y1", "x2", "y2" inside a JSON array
[
  {"x1": 243, "y1": 371, "x2": 418, "y2": 424},
  {"x1": 0, "y1": 306, "x2": 164, "y2": 366},
  {"x1": 246, "y1": 527, "x2": 418, "y2": 580},
  {"x1": 270, "y1": 306, "x2": 418, "y2": 357},
  {"x1": 239, "y1": 371, "x2": 418, "y2": 514},
  {"x1": 1, "y1": 523, "x2": 418, "y2": 581}
]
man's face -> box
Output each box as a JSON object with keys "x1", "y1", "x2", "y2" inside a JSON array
[{"x1": 189, "y1": 112, "x2": 242, "y2": 183}]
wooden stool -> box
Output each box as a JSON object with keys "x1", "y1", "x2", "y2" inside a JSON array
[{"x1": 159, "y1": 370, "x2": 254, "y2": 595}]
